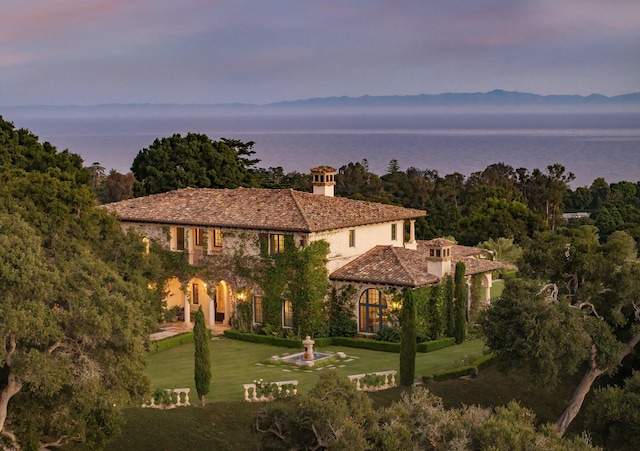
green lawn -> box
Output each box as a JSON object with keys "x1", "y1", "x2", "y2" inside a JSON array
[
  {"x1": 147, "y1": 336, "x2": 486, "y2": 403},
  {"x1": 99, "y1": 338, "x2": 586, "y2": 451},
  {"x1": 490, "y1": 278, "x2": 505, "y2": 298}
]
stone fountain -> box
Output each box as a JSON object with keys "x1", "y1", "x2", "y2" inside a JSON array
[{"x1": 271, "y1": 335, "x2": 335, "y2": 367}]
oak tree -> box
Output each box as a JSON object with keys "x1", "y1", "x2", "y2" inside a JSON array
[{"x1": 482, "y1": 225, "x2": 640, "y2": 436}]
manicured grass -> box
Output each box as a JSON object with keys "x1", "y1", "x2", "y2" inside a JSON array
[
  {"x1": 107, "y1": 358, "x2": 585, "y2": 451},
  {"x1": 146, "y1": 336, "x2": 486, "y2": 403},
  {"x1": 102, "y1": 337, "x2": 588, "y2": 451},
  {"x1": 490, "y1": 278, "x2": 505, "y2": 298}
]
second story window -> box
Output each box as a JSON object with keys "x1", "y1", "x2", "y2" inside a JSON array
[
  {"x1": 391, "y1": 224, "x2": 397, "y2": 241},
  {"x1": 270, "y1": 234, "x2": 285, "y2": 255},
  {"x1": 213, "y1": 229, "x2": 223, "y2": 248},
  {"x1": 349, "y1": 229, "x2": 356, "y2": 248},
  {"x1": 176, "y1": 227, "x2": 185, "y2": 251}
]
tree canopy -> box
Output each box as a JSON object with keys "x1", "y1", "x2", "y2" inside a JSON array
[
  {"x1": 0, "y1": 116, "x2": 161, "y2": 449},
  {"x1": 256, "y1": 371, "x2": 598, "y2": 450},
  {"x1": 131, "y1": 134, "x2": 260, "y2": 196},
  {"x1": 482, "y1": 225, "x2": 640, "y2": 436}
]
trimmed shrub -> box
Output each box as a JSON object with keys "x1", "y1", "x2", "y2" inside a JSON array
[
  {"x1": 416, "y1": 337, "x2": 455, "y2": 353},
  {"x1": 424, "y1": 354, "x2": 495, "y2": 382},
  {"x1": 148, "y1": 332, "x2": 194, "y2": 354},
  {"x1": 375, "y1": 326, "x2": 401, "y2": 343},
  {"x1": 224, "y1": 330, "x2": 301, "y2": 348},
  {"x1": 331, "y1": 337, "x2": 400, "y2": 353}
]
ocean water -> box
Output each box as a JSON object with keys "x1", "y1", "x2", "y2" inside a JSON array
[{"x1": 9, "y1": 112, "x2": 640, "y2": 188}]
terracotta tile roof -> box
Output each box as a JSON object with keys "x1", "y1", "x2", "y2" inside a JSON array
[
  {"x1": 423, "y1": 238, "x2": 456, "y2": 247},
  {"x1": 451, "y1": 244, "x2": 486, "y2": 258},
  {"x1": 453, "y1": 255, "x2": 504, "y2": 275},
  {"x1": 330, "y1": 241, "x2": 505, "y2": 287},
  {"x1": 101, "y1": 187, "x2": 425, "y2": 233},
  {"x1": 330, "y1": 245, "x2": 440, "y2": 287}
]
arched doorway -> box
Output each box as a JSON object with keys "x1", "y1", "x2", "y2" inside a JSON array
[{"x1": 213, "y1": 280, "x2": 230, "y2": 325}]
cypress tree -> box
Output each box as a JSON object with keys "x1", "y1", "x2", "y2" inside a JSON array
[
  {"x1": 194, "y1": 307, "x2": 211, "y2": 405},
  {"x1": 400, "y1": 288, "x2": 417, "y2": 386},
  {"x1": 443, "y1": 274, "x2": 455, "y2": 337},
  {"x1": 454, "y1": 261, "x2": 467, "y2": 344}
]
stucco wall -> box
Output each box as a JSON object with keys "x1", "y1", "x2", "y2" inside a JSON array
[{"x1": 310, "y1": 220, "x2": 404, "y2": 273}]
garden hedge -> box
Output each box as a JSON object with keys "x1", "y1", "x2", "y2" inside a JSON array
[
  {"x1": 331, "y1": 337, "x2": 401, "y2": 353},
  {"x1": 221, "y1": 331, "x2": 458, "y2": 354},
  {"x1": 423, "y1": 353, "x2": 496, "y2": 382},
  {"x1": 149, "y1": 332, "x2": 194, "y2": 354},
  {"x1": 416, "y1": 337, "x2": 455, "y2": 353}
]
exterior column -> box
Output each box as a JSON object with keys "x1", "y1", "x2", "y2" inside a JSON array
[
  {"x1": 405, "y1": 220, "x2": 417, "y2": 250},
  {"x1": 223, "y1": 296, "x2": 229, "y2": 326},
  {"x1": 183, "y1": 291, "x2": 191, "y2": 325},
  {"x1": 208, "y1": 295, "x2": 215, "y2": 325},
  {"x1": 206, "y1": 229, "x2": 213, "y2": 255},
  {"x1": 484, "y1": 273, "x2": 492, "y2": 302},
  {"x1": 186, "y1": 229, "x2": 194, "y2": 265}
]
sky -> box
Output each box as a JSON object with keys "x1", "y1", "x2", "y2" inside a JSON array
[{"x1": 2, "y1": 0, "x2": 640, "y2": 106}]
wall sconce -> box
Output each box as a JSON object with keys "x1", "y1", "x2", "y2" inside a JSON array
[
  {"x1": 237, "y1": 291, "x2": 245, "y2": 301},
  {"x1": 390, "y1": 300, "x2": 402, "y2": 310}
]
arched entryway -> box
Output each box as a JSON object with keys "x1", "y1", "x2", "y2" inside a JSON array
[
  {"x1": 212, "y1": 280, "x2": 231, "y2": 325},
  {"x1": 186, "y1": 277, "x2": 210, "y2": 325}
]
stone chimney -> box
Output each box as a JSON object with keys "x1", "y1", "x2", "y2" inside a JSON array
[
  {"x1": 424, "y1": 238, "x2": 454, "y2": 279},
  {"x1": 310, "y1": 166, "x2": 336, "y2": 197}
]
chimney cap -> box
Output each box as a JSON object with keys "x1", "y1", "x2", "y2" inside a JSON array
[{"x1": 310, "y1": 166, "x2": 337, "y2": 173}]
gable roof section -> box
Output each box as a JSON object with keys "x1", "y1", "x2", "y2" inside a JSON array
[
  {"x1": 330, "y1": 245, "x2": 440, "y2": 288},
  {"x1": 330, "y1": 241, "x2": 504, "y2": 287},
  {"x1": 101, "y1": 187, "x2": 425, "y2": 233}
]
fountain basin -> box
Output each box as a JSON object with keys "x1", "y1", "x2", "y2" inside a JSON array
[{"x1": 271, "y1": 351, "x2": 335, "y2": 367}]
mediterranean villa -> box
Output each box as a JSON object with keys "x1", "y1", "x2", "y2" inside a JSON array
[{"x1": 103, "y1": 166, "x2": 502, "y2": 334}]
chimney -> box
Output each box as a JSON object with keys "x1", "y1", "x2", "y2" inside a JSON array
[
  {"x1": 310, "y1": 166, "x2": 336, "y2": 197},
  {"x1": 425, "y1": 238, "x2": 454, "y2": 279}
]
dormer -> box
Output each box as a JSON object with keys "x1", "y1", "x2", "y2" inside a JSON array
[
  {"x1": 310, "y1": 166, "x2": 337, "y2": 197},
  {"x1": 424, "y1": 238, "x2": 454, "y2": 279}
]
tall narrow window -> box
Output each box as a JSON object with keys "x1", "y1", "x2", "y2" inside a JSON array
[
  {"x1": 176, "y1": 227, "x2": 185, "y2": 251},
  {"x1": 349, "y1": 229, "x2": 356, "y2": 247},
  {"x1": 213, "y1": 229, "x2": 223, "y2": 248},
  {"x1": 254, "y1": 296, "x2": 263, "y2": 324},
  {"x1": 270, "y1": 234, "x2": 285, "y2": 255},
  {"x1": 283, "y1": 300, "x2": 293, "y2": 327},
  {"x1": 192, "y1": 283, "x2": 199, "y2": 305},
  {"x1": 391, "y1": 224, "x2": 397, "y2": 241},
  {"x1": 194, "y1": 228, "x2": 204, "y2": 246}
]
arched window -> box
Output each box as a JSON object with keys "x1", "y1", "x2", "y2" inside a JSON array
[{"x1": 359, "y1": 289, "x2": 387, "y2": 333}]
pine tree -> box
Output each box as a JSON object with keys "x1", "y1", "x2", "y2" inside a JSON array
[
  {"x1": 400, "y1": 288, "x2": 417, "y2": 386},
  {"x1": 193, "y1": 308, "x2": 211, "y2": 405}
]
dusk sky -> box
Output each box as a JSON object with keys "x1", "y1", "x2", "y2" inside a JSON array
[{"x1": 2, "y1": 0, "x2": 640, "y2": 107}]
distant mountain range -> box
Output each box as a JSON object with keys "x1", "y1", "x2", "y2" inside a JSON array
[
  {"x1": 5, "y1": 90, "x2": 640, "y2": 117},
  {"x1": 267, "y1": 90, "x2": 640, "y2": 108}
]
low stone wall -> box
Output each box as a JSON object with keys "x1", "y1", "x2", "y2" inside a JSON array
[
  {"x1": 142, "y1": 388, "x2": 191, "y2": 409},
  {"x1": 242, "y1": 380, "x2": 298, "y2": 402},
  {"x1": 348, "y1": 370, "x2": 397, "y2": 392}
]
